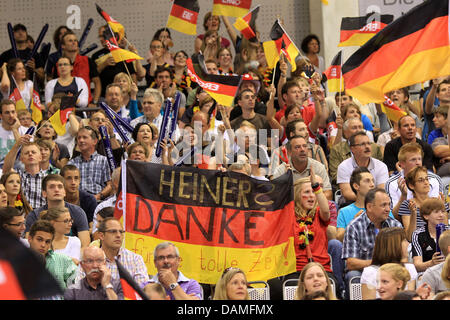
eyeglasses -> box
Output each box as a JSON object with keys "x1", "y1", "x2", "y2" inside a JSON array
[
  {"x1": 155, "y1": 254, "x2": 177, "y2": 262},
  {"x1": 151, "y1": 45, "x2": 163, "y2": 49},
  {"x1": 58, "y1": 63, "x2": 70, "y2": 67},
  {"x1": 104, "y1": 229, "x2": 125, "y2": 235},
  {"x1": 82, "y1": 258, "x2": 105, "y2": 265},
  {"x1": 92, "y1": 117, "x2": 106, "y2": 123},
  {"x1": 6, "y1": 222, "x2": 25, "y2": 227},
  {"x1": 351, "y1": 142, "x2": 371, "y2": 147},
  {"x1": 56, "y1": 218, "x2": 73, "y2": 224},
  {"x1": 415, "y1": 177, "x2": 429, "y2": 184}
]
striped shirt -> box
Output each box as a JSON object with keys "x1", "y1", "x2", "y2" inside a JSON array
[
  {"x1": 398, "y1": 201, "x2": 450, "y2": 230},
  {"x1": 19, "y1": 169, "x2": 48, "y2": 210},
  {"x1": 385, "y1": 170, "x2": 443, "y2": 208},
  {"x1": 342, "y1": 212, "x2": 402, "y2": 264},
  {"x1": 68, "y1": 152, "x2": 111, "y2": 195}
]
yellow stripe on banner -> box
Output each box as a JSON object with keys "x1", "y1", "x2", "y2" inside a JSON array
[
  {"x1": 125, "y1": 232, "x2": 297, "y2": 284},
  {"x1": 263, "y1": 41, "x2": 279, "y2": 69},
  {"x1": 167, "y1": 16, "x2": 197, "y2": 35},
  {"x1": 14, "y1": 99, "x2": 27, "y2": 112},
  {"x1": 286, "y1": 45, "x2": 299, "y2": 72},
  {"x1": 205, "y1": 91, "x2": 236, "y2": 108},
  {"x1": 338, "y1": 33, "x2": 376, "y2": 47},
  {"x1": 212, "y1": 4, "x2": 248, "y2": 18},
  {"x1": 233, "y1": 17, "x2": 248, "y2": 32},
  {"x1": 327, "y1": 78, "x2": 344, "y2": 93},
  {"x1": 346, "y1": 45, "x2": 450, "y2": 104},
  {"x1": 111, "y1": 48, "x2": 143, "y2": 63}
]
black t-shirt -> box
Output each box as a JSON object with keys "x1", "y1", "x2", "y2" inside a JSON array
[
  {"x1": 383, "y1": 137, "x2": 435, "y2": 173},
  {"x1": 92, "y1": 48, "x2": 136, "y2": 97},
  {"x1": 0, "y1": 48, "x2": 45, "y2": 69}
]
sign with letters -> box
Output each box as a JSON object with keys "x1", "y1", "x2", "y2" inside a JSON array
[
  {"x1": 359, "y1": 0, "x2": 427, "y2": 19},
  {"x1": 115, "y1": 161, "x2": 297, "y2": 284}
]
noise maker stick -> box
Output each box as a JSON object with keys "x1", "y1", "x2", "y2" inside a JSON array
[
  {"x1": 155, "y1": 98, "x2": 172, "y2": 158},
  {"x1": 99, "y1": 102, "x2": 133, "y2": 133},
  {"x1": 99, "y1": 102, "x2": 131, "y2": 144},
  {"x1": 436, "y1": 223, "x2": 446, "y2": 255},
  {"x1": 25, "y1": 24, "x2": 49, "y2": 63},
  {"x1": 16, "y1": 126, "x2": 36, "y2": 161},
  {"x1": 80, "y1": 43, "x2": 98, "y2": 56},
  {"x1": 168, "y1": 92, "x2": 181, "y2": 141},
  {"x1": 7, "y1": 23, "x2": 19, "y2": 58},
  {"x1": 78, "y1": 18, "x2": 94, "y2": 50},
  {"x1": 99, "y1": 125, "x2": 117, "y2": 172}
]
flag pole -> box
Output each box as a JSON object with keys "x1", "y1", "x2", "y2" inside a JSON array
[{"x1": 337, "y1": 51, "x2": 343, "y2": 117}]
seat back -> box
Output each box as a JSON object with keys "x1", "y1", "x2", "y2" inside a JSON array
[
  {"x1": 349, "y1": 276, "x2": 362, "y2": 300},
  {"x1": 247, "y1": 281, "x2": 270, "y2": 300}
]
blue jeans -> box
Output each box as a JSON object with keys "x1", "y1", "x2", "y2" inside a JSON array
[
  {"x1": 344, "y1": 270, "x2": 362, "y2": 300},
  {"x1": 328, "y1": 239, "x2": 344, "y2": 297}
]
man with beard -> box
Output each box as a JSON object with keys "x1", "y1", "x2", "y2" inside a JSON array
[
  {"x1": 64, "y1": 246, "x2": 123, "y2": 300},
  {"x1": 145, "y1": 242, "x2": 202, "y2": 300}
]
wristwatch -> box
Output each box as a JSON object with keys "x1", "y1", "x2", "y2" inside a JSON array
[
  {"x1": 169, "y1": 282, "x2": 179, "y2": 291},
  {"x1": 105, "y1": 283, "x2": 114, "y2": 290}
]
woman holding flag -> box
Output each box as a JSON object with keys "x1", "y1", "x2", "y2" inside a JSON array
[{"x1": 1, "y1": 58, "x2": 34, "y2": 108}]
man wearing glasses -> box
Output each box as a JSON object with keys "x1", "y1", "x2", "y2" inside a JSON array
[
  {"x1": 64, "y1": 246, "x2": 123, "y2": 300},
  {"x1": 96, "y1": 217, "x2": 149, "y2": 288},
  {"x1": 144, "y1": 241, "x2": 202, "y2": 300},
  {"x1": 337, "y1": 131, "x2": 389, "y2": 203},
  {"x1": 0, "y1": 206, "x2": 28, "y2": 246}
]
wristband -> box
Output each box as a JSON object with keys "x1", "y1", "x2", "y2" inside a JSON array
[{"x1": 313, "y1": 187, "x2": 323, "y2": 195}]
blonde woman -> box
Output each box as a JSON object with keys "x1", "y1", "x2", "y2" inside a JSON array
[
  {"x1": 294, "y1": 262, "x2": 337, "y2": 300},
  {"x1": 213, "y1": 267, "x2": 250, "y2": 300}
]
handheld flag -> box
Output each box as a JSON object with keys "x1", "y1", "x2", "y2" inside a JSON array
[
  {"x1": 186, "y1": 54, "x2": 242, "y2": 107},
  {"x1": 342, "y1": 1, "x2": 450, "y2": 104},
  {"x1": 324, "y1": 51, "x2": 344, "y2": 93},
  {"x1": 339, "y1": 13, "x2": 394, "y2": 47},
  {"x1": 116, "y1": 258, "x2": 148, "y2": 300},
  {"x1": 95, "y1": 3, "x2": 125, "y2": 42},
  {"x1": 263, "y1": 20, "x2": 299, "y2": 72},
  {"x1": 9, "y1": 88, "x2": 27, "y2": 111},
  {"x1": 30, "y1": 89, "x2": 43, "y2": 124},
  {"x1": 233, "y1": 5, "x2": 260, "y2": 41},
  {"x1": 48, "y1": 90, "x2": 81, "y2": 136},
  {"x1": 212, "y1": 0, "x2": 252, "y2": 18},
  {"x1": 105, "y1": 39, "x2": 143, "y2": 63},
  {"x1": 166, "y1": 0, "x2": 200, "y2": 35},
  {"x1": 382, "y1": 95, "x2": 407, "y2": 122},
  {"x1": 0, "y1": 228, "x2": 63, "y2": 299}
]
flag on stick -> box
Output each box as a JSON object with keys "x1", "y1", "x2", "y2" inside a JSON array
[
  {"x1": 382, "y1": 95, "x2": 407, "y2": 122},
  {"x1": 338, "y1": 13, "x2": 394, "y2": 47},
  {"x1": 212, "y1": 0, "x2": 252, "y2": 18},
  {"x1": 342, "y1": 1, "x2": 450, "y2": 104},
  {"x1": 96, "y1": 3, "x2": 125, "y2": 42},
  {"x1": 233, "y1": 5, "x2": 260, "y2": 41},
  {"x1": 166, "y1": 0, "x2": 200, "y2": 35},
  {"x1": 324, "y1": 51, "x2": 344, "y2": 93}
]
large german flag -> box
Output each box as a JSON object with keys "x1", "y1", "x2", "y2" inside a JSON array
[
  {"x1": 186, "y1": 54, "x2": 242, "y2": 107},
  {"x1": 96, "y1": 4, "x2": 125, "y2": 42},
  {"x1": 342, "y1": 0, "x2": 450, "y2": 105},
  {"x1": 166, "y1": 0, "x2": 200, "y2": 36},
  {"x1": 212, "y1": 0, "x2": 252, "y2": 18},
  {"x1": 263, "y1": 20, "x2": 299, "y2": 72},
  {"x1": 338, "y1": 13, "x2": 394, "y2": 47},
  {"x1": 233, "y1": 5, "x2": 260, "y2": 41},
  {"x1": 324, "y1": 51, "x2": 344, "y2": 93}
]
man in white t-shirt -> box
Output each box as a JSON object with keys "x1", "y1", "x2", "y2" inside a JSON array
[
  {"x1": 337, "y1": 132, "x2": 389, "y2": 202},
  {"x1": 0, "y1": 100, "x2": 28, "y2": 164}
]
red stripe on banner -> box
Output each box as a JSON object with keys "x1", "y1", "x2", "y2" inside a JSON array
[
  {"x1": 213, "y1": 0, "x2": 252, "y2": 10},
  {"x1": 122, "y1": 193, "x2": 295, "y2": 249},
  {"x1": 171, "y1": 4, "x2": 199, "y2": 24}
]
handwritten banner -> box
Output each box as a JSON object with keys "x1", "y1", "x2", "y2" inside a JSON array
[{"x1": 115, "y1": 161, "x2": 296, "y2": 284}]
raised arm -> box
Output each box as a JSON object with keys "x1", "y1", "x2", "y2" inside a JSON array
[{"x1": 221, "y1": 16, "x2": 237, "y2": 48}]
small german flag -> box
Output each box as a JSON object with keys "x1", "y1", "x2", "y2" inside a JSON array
[
  {"x1": 212, "y1": 0, "x2": 252, "y2": 18},
  {"x1": 233, "y1": 5, "x2": 260, "y2": 41},
  {"x1": 49, "y1": 91, "x2": 80, "y2": 136},
  {"x1": 105, "y1": 39, "x2": 143, "y2": 63},
  {"x1": 9, "y1": 88, "x2": 27, "y2": 111},
  {"x1": 343, "y1": 1, "x2": 450, "y2": 104},
  {"x1": 96, "y1": 3, "x2": 125, "y2": 42},
  {"x1": 187, "y1": 54, "x2": 242, "y2": 107},
  {"x1": 263, "y1": 20, "x2": 299, "y2": 72},
  {"x1": 30, "y1": 89, "x2": 43, "y2": 124},
  {"x1": 324, "y1": 51, "x2": 344, "y2": 93},
  {"x1": 166, "y1": 0, "x2": 200, "y2": 36},
  {"x1": 338, "y1": 13, "x2": 394, "y2": 47},
  {"x1": 382, "y1": 95, "x2": 407, "y2": 122},
  {"x1": 116, "y1": 258, "x2": 148, "y2": 300}
]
